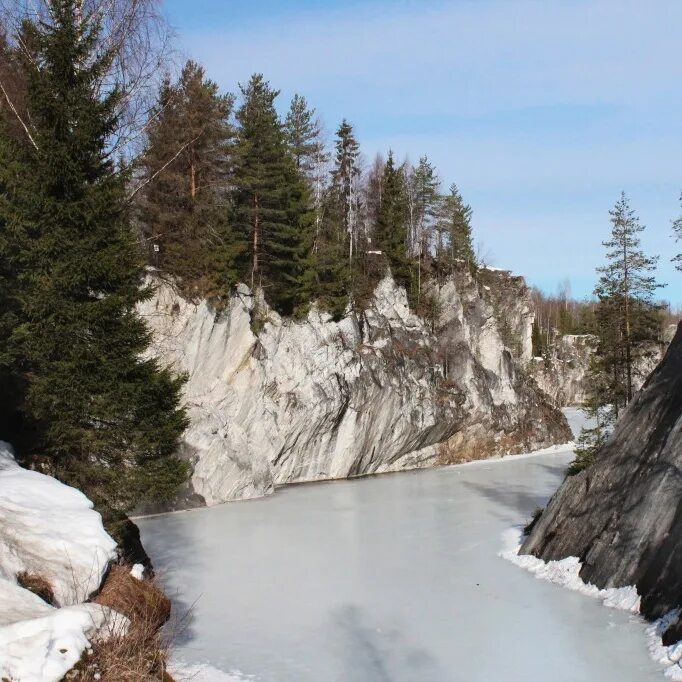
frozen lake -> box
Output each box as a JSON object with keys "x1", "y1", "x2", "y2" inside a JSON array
[{"x1": 139, "y1": 410, "x2": 662, "y2": 681}]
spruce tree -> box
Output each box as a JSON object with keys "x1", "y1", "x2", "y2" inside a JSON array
[
  {"x1": 232, "y1": 74, "x2": 313, "y2": 316},
  {"x1": 137, "y1": 60, "x2": 236, "y2": 299},
  {"x1": 374, "y1": 152, "x2": 413, "y2": 297},
  {"x1": 0, "y1": 0, "x2": 188, "y2": 512}
]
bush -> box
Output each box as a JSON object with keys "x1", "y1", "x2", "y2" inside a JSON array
[
  {"x1": 68, "y1": 566, "x2": 175, "y2": 682},
  {"x1": 523, "y1": 507, "x2": 544, "y2": 536}
]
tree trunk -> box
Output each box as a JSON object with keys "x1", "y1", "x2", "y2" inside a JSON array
[
  {"x1": 190, "y1": 159, "x2": 197, "y2": 199},
  {"x1": 252, "y1": 195, "x2": 259, "y2": 288},
  {"x1": 623, "y1": 241, "x2": 633, "y2": 403}
]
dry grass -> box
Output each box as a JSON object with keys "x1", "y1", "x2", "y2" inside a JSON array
[
  {"x1": 16, "y1": 571, "x2": 55, "y2": 605},
  {"x1": 66, "y1": 566, "x2": 175, "y2": 682}
]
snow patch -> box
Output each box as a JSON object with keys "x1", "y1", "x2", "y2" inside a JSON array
[
  {"x1": 0, "y1": 441, "x2": 123, "y2": 681},
  {"x1": 0, "y1": 603, "x2": 127, "y2": 682},
  {"x1": 130, "y1": 563, "x2": 145, "y2": 580},
  {"x1": 647, "y1": 610, "x2": 682, "y2": 680},
  {"x1": 0, "y1": 441, "x2": 117, "y2": 606},
  {"x1": 499, "y1": 527, "x2": 640, "y2": 611}
]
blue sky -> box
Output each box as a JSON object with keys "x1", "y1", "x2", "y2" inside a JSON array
[{"x1": 162, "y1": 0, "x2": 682, "y2": 303}]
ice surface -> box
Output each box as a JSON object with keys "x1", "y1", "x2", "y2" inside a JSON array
[
  {"x1": 500, "y1": 527, "x2": 640, "y2": 612},
  {"x1": 170, "y1": 658, "x2": 254, "y2": 681},
  {"x1": 139, "y1": 409, "x2": 663, "y2": 681}
]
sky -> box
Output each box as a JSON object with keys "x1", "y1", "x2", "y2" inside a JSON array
[{"x1": 161, "y1": 0, "x2": 682, "y2": 304}]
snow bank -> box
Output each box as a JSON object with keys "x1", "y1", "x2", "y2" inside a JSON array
[
  {"x1": 501, "y1": 527, "x2": 682, "y2": 679},
  {"x1": 499, "y1": 527, "x2": 640, "y2": 611},
  {"x1": 0, "y1": 441, "x2": 124, "y2": 681},
  {"x1": 646, "y1": 611, "x2": 682, "y2": 681},
  {"x1": 0, "y1": 603, "x2": 125, "y2": 682},
  {"x1": 0, "y1": 441, "x2": 117, "y2": 606}
]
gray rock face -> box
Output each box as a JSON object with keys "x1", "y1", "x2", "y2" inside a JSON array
[
  {"x1": 530, "y1": 334, "x2": 665, "y2": 408},
  {"x1": 529, "y1": 334, "x2": 597, "y2": 407},
  {"x1": 140, "y1": 272, "x2": 570, "y2": 507},
  {"x1": 521, "y1": 321, "x2": 682, "y2": 621}
]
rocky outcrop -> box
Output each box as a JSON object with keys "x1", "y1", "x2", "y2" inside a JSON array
[
  {"x1": 477, "y1": 267, "x2": 535, "y2": 364},
  {"x1": 140, "y1": 270, "x2": 571, "y2": 507},
  {"x1": 521, "y1": 321, "x2": 682, "y2": 623},
  {"x1": 529, "y1": 334, "x2": 597, "y2": 407},
  {"x1": 529, "y1": 333, "x2": 666, "y2": 408}
]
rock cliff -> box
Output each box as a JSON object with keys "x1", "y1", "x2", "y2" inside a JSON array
[
  {"x1": 140, "y1": 270, "x2": 571, "y2": 508},
  {"x1": 529, "y1": 334, "x2": 597, "y2": 407},
  {"x1": 529, "y1": 333, "x2": 666, "y2": 408},
  {"x1": 521, "y1": 321, "x2": 682, "y2": 626}
]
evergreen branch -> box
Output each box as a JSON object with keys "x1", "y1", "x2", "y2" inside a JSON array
[{"x1": 127, "y1": 134, "x2": 200, "y2": 200}]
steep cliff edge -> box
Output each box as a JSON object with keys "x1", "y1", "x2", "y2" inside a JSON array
[
  {"x1": 521, "y1": 321, "x2": 682, "y2": 624},
  {"x1": 140, "y1": 270, "x2": 570, "y2": 508}
]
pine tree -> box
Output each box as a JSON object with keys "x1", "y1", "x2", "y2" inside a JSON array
[
  {"x1": 595, "y1": 192, "x2": 663, "y2": 404},
  {"x1": 437, "y1": 184, "x2": 476, "y2": 273},
  {"x1": 283, "y1": 94, "x2": 328, "y2": 253},
  {"x1": 374, "y1": 152, "x2": 413, "y2": 296},
  {"x1": 232, "y1": 74, "x2": 313, "y2": 316},
  {"x1": 0, "y1": 0, "x2": 188, "y2": 512},
  {"x1": 572, "y1": 193, "x2": 663, "y2": 472},
  {"x1": 284, "y1": 94, "x2": 322, "y2": 175},
  {"x1": 406, "y1": 156, "x2": 439, "y2": 305},
  {"x1": 672, "y1": 192, "x2": 682, "y2": 271},
  {"x1": 137, "y1": 60, "x2": 236, "y2": 299},
  {"x1": 329, "y1": 119, "x2": 361, "y2": 265},
  {"x1": 310, "y1": 119, "x2": 362, "y2": 314}
]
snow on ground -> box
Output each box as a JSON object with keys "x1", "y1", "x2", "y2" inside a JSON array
[
  {"x1": 501, "y1": 527, "x2": 682, "y2": 680},
  {"x1": 0, "y1": 603, "x2": 125, "y2": 682},
  {"x1": 0, "y1": 441, "x2": 123, "y2": 681},
  {"x1": 0, "y1": 441, "x2": 117, "y2": 606},
  {"x1": 130, "y1": 563, "x2": 145, "y2": 580},
  {"x1": 647, "y1": 612, "x2": 682, "y2": 681}
]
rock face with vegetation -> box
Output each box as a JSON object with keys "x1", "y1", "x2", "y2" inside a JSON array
[
  {"x1": 140, "y1": 269, "x2": 571, "y2": 507},
  {"x1": 521, "y1": 321, "x2": 682, "y2": 623},
  {"x1": 529, "y1": 333, "x2": 666, "y2": 408},
  {"x1": 529, "y1": 334, "x2": 597, "y2": 407}
]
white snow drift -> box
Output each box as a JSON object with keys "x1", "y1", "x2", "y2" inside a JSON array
[
  {"x1": 0, "y1": 441, "x2": 122, "y2": 682},
  {"x1": 0, "y1": 441, "x2": 116, "y2": 606}
]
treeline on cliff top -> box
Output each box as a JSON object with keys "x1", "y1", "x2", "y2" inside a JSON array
[
  {"x1": 133, "y1": 66, "x2": 479, "y2": 320},
  {"x1": 1, "y1": 0, "x2": 682, "y2": 512},
  {"x1": 0, "y1": 0, "x2": 477, "y2": 512}
]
